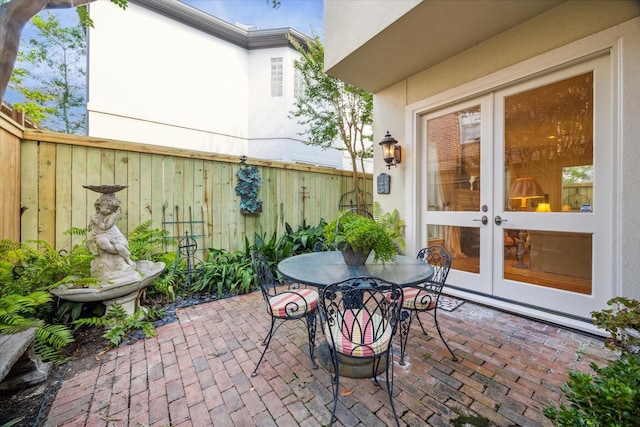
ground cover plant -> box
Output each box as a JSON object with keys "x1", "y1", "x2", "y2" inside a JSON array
[{"x1": 544, "y1": 297, "x2": 640, "y2": 426}]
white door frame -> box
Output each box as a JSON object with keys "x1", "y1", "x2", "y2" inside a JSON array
[{"x1": 403, "y1": 31, "x2": 620, "y2": 332}]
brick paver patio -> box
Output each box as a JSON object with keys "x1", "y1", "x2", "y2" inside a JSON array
[{"x1": 44, "y1": 290, "x2": 613, "y2": 426}]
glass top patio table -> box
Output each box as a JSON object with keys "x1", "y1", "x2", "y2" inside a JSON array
[{"x1": 277, "y1": 251, "x2": 434, "y2": 288}]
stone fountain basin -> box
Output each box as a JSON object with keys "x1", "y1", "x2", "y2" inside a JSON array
[{"x1": 51, "y1": 260, "x2": 165, "y2": 303}]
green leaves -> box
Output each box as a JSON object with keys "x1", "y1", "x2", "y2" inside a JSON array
[
  {"x1": 74, "y1": 304, "x2": 156, "y2": 348},
  {"x1": 324, "y1": 210, "x2": 398, "y2": 263},
  {"x1": 591, "y1": 297, "x2": 640, "y2": 355},
  {"x1": 10, "y1": 10, "x2": 87, "y2": 133},
  {"x1": 544, "y1": 355, "x2": 640, "y2": 426},
  {"x1": 288, "y1": 34, "x2": 373, "y2": 210}
]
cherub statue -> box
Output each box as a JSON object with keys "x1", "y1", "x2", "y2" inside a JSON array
[{"x1": 87, "y1": 195, "x2": 135, "y2": 267}]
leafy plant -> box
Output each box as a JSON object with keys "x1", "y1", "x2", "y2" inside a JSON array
[
  {"x1": 0, "y1": 239, "x2": 93, "y2": 297},
  {"x1": 373, "y1": 202, "x2": 406, "y2": 251},
  {"x1": 127, "y1": 220, "x2": 172, "y2": 261},
  {"x1": 324, "y1": 210, "x2": 398, "y2": 263},
  {"x1": 591, "y1": 296, "x2": 640, "y2": 355},
  {"x1": 73, "y1": 304, "x2": 156, "y2": 347},
  {"x1": 0, "y1": 292, "x2": 74, "y2": 364},
  {"x1": 195, "y1": 249, "x2": 254, "y2": 297},
  {"x1": 544, "y1": 355, "x2": 640, "y2": 426},
  {"x1": 278, "y1": 221, "x2": 327, "y2": 255}
]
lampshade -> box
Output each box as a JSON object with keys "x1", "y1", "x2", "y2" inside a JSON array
[
  {"x1": 509, "y1": 177, "x2": 544, "y2": 208},
  {"x1": 535, "y1": 202, "x2": 552, "y2": 212}
]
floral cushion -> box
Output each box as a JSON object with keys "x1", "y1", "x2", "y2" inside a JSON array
[
  {"x1": 268, "y1": 288, "x2": 318, "y2": 318},
  {"x1": 324, "y1": 309, "x2": 391, "y2": 358},
  {"x1": 401, "y1": 287, "x2": 437, "y2": 311}
]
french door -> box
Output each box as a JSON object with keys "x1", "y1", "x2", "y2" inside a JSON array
[{"x1": 421, "y1": 54, "x2": 612, "y2": 320}]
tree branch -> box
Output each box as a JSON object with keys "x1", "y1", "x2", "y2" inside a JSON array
[{"x1": 0, "y1": 0, "x2": 96, "y2": 103}]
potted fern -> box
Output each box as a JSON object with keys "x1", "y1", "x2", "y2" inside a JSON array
[{"x1": 323, "y1": 210, "x2": 400, "y2": 265}]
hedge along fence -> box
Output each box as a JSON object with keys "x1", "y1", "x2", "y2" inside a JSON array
[{"x1": 10, "y1": 126, "x2": 371, "y2": 255}]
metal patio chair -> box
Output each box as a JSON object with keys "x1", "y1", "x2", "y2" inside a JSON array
[
  {"x1": 250, "y1": 250, "x2": 319, "y2": 377},
  {"x1": 319, "y1": 276, "x2": 403, "y2": 426},
  {"x1": 398, "y1": 245, "x2": 458, "y2": 364}
]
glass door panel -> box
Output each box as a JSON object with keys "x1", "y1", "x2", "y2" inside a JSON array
[
  {"x1": 424, "y1": 98, "x2": 492, "y2": 295},
  {"x1": 501, "y1": 71, "x2": 594, "y2": 296}
]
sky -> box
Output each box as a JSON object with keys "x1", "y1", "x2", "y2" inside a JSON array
[{"x1": 181, "y1": 0, "x2": 324, "y2": 37}]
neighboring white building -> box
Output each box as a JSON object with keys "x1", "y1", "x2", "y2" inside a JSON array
[
  {"x1": 86, "y1": 0, "x2": 347, "y2": 170},
  {"x1": 325, "y1": 0, "x2": 640, "y2": 333}
]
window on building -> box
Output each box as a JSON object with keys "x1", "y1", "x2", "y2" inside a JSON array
[
  {"x1": 271, "y1": 58, "x2": 283, "y2": 97},
  {"x1": 294, "y1": 67, "x2": 303, "y2": 99},
  {"x1": 459, "y1": 110, "x2": 481, "y2": 144}
]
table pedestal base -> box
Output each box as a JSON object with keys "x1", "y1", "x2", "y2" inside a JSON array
[{"x1": 316, "y1": 342, "x2": 386, "y2": 378}]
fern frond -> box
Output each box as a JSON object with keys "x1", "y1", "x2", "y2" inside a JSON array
[
  {"x1": 36, "y1": 323, "x2": 74, "y2": 350},
  {"x1": 140, "y1": 321, "x2": 157, "y2": 338},
  {"x1": 63, "y1": 227, "x2": 88, "y2": 236}
]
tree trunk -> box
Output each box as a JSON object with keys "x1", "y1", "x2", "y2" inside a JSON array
[{"x1": 0, "y1": 0, "x2": 94, "y2": 103}]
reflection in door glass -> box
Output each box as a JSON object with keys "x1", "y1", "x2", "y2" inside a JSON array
[
  {"x1": 427, "y1": 225, "x2": 479, "y2": 274},
  {"x1": 427, "y1": 106, "x2": 482, "y2": 264},
  {"x1": 503, "y1": 229, "x2": 592, "y2": 295},
  {"x1": 504, "y1": 72, "x2": 593, "y2": 213},
  {"x1": 427, "y1": 105, "x2": 481, "y2": 213}
]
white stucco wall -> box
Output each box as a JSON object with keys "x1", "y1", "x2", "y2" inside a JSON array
[
  {"x1": 245, "y1": 46, "x2": 344, "y2": 169},
  {"x1": 86, "y1": 0, "x2": 344, "y2": 168},
  {"x1": 87, "y1": 1, "x2": 250, "y2": 152},
  {"x1": 372, "y1": 13, "x2": 640, "y2": 302}
]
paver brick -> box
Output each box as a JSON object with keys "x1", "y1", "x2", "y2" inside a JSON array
[{"x1": 41, "y1": 293, "x2": 611, "y2": 427}]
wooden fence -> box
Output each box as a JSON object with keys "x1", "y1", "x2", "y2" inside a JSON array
[{"x1": 1, "y1": 114, "x2": 371, "y2": 255}]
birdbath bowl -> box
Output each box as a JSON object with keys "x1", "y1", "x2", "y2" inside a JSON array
[{"x1": 51, "y1": 260, "x2": 165, "y2": 315}]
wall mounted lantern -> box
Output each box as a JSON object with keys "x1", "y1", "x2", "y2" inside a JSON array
[{"x1": 379, "y1": 131, "x2": 401, "y2": 169}]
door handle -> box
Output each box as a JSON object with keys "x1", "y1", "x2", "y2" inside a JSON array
[
  {"x1": 494, "y1": 215, "x2": 507, "y2": 226},
  {"x1": 473, "y1": 215, "x2": 488, "y2": 225}
]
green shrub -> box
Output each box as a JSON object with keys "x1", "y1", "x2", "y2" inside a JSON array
[
  {"x1": 592, "y1": 297, "x2": 640, "y2": 355},
  {"x1": 543, "y1": 355, "x2": 640, "y2": 426}
]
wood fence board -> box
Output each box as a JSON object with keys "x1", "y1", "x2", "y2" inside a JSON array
[
  {"x1": 55, "y1": 144, "x2": 73, "y2": 251},
  {"x1": 1, "y1": 129, "x2": 20, "y2": 240},
  {"x1": 227, "y1": 164, "x2": 239, "y2": 250},
  {"x1": 201, "y1": 162, "x2": 213, "y2": 248},
  {"x1": 85, "y1": 148, "x2": 103, "y2": 218},
  {"x1": 125, "y1": 151, "x2": 141, "y2": 234},
  {"x1": 263, "y1": 167, "x2": 278, "y2": 234},
  {"x1": 71, "y1": 146, "x2": 88, "y2": 244},
  {"x1": 19, "y1": 141, "x2": 38, "y2": 242},
  {"x1": 192, "y1": 159, "x2": 204, "y2": 253},
  {"x1": 150, "y1": 155, "x2": 165, "y2": 246},
  {"x1": 181, "y1": 157, "x2": 194, "y2": 240},
  {"x1": 38, "y1": 143, "x2": 56, "y2": 245},
  {"x1": 210, "y1": 162, "x2": 223, "y2": 249},
  {"x1": 100, "y1": 150, "x2": 115, "y2": 185},
  {"x1": 114, "y1": 150, "x2": 130, "y2": 236},
  {"x1": 139, "y1": 153, "x2": 153, "y2": 226},
  {"x1": 163, "y1": 156, "x2": 176, "y2": 240}
]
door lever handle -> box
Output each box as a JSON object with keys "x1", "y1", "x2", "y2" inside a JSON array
[
  {"x1": 473, "y1": 216, "x2": 488, "y2": 225},
  {"x1": 494, "y1": 215, "x2": 507, "y2": 226}
]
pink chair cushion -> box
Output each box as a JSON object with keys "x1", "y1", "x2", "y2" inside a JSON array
[
  {"x1": 401, "y1": 287, "x2": 437, "y2": 311},
  {"x1": 268, "y1": 288, "x2": 318, "y2": 318},
  {"x1": 324, "y1": 309, "x2": 392, "y2": 358}
]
